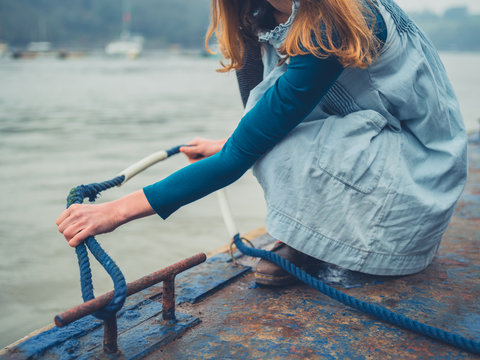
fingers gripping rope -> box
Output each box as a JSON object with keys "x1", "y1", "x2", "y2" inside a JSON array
[
  {"x1": 67, "y1": 175, "x2": 127, "y2": 320},
  {"x1": 233, "y1": 234, "x2": 480, "y2": 355}
]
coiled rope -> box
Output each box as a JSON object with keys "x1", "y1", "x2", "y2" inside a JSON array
[
  {"x1": 65, "y1": 145, "x2": 184, "y2": 320},
  {"x1": 232, "y1": 234, "x2": 480, "y2": 354}
]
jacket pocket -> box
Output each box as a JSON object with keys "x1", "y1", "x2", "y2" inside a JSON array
[{"x1": 316, "y1": 110, "x2": 388, "y2": 194}]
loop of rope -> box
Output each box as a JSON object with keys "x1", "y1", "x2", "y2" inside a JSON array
[
  {"x1": 233, "y1": 233, "x2": 480, "y2": 355},
  {"x1": 64, "y1": 145, "x2": 185, "y2": 321},
  {"x1": 229, "y1": 237, "x2": 255, "y2": 264},
  {"x1": 66, "y1": 175, "x2": 127, "y2": 320}
]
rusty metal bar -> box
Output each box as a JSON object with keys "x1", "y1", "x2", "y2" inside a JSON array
[
  {"x1": 54, "y1": 252, "x2": 206, "y2": 327},
  {"x1": 103, "y1": 316, "x2": 118, "y2": 354},
  {"x1": 162, "y1": 276, "x2": 175, "y2": 321}
]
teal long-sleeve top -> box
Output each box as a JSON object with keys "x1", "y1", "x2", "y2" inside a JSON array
[
  {"x1": 143, "y1": 53, "x2": 344, "y2": 219},
  {"x1": 143, "y1": 11, "x2": 387, "y2": 219}
]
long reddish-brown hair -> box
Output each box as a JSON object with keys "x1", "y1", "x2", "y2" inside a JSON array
[{"x1": 206, "y1": 0, "x2": 381, "y2": 72}]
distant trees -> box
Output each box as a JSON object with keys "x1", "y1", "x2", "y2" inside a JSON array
[
  {"x1": 0, "y1": 0, "x2": 210, "y2": 49},
  {"x1": 1, "y1": 0, "x2": 120, "y2": 47},
  {"x1": 0, "y1": 0, "x2": 479, "y2": 51},
  {"x1": 129, "y1": 0, "x2": 210, "y2": 48},
  {"x1": 411, "y1": 7, "x2": 480, "y2": 51}
]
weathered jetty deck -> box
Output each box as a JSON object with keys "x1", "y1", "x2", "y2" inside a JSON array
[{"x1": 1, "y1": 139, "x2": 479, "y2": 360}]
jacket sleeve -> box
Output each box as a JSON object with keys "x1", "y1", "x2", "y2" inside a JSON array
[{"x1": 143, "y1": 53, "x2": 344, "y2": 219}]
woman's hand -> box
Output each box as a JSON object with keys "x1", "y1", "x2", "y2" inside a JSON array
[
  {"x1": 180, "y1": 137, "x2": 227, "y2": 163},
  {"x1": 56, "y1": 202, "x2": 121, "y2": 247},
  {"x1": 56, "y1": 190, "x2": 155, "y2": 247}
]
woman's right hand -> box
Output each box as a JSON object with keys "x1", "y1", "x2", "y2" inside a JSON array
[
  {"x1": 56, "y1": 202, "x2": 121, "y2": 248},
  {"x1": 180, "y1": 137, "x2": 227, "y2": 163},
  {"x1": 56, "y1": 190, "x2": 155, "y2": 247}
]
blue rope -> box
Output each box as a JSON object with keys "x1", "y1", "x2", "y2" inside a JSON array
[
  {"x1": 166, "y1": 145, "x2": 183, "y2": 157},
  {"x1": 233, "y1": 234, "x2": 480, "y2": 355},
  {"x1": 65, "y1": 145, "x2": 185, "y2": 320},
  {"x1": 66, "y1": 175, "x2": 127, "y2": 320}
]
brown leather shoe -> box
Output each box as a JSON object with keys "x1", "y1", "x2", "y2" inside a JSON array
[{"x1": 255, "y1": 242, "x2": 305, "y2": 286}]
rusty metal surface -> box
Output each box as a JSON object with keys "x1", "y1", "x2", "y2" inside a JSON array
[
  {"x1": 0, "y1": 252, "x2": 251, "y2": 359},
  {"x1": 155, "y1": 252, "x2": 479, "y2": 359},
  {"x1": 44, "y1": 253, "x2": 207, "y2": 358},
  {"x1": 77, "y1": 312, "x2": 200, "y2": 360},
  {"x1": 152, "y1": 144, "x2": 480, "y2": 360}
]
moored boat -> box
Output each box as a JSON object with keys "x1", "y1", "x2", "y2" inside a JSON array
[
  {"x1": 105, "y1": 34, "x2": 144, "y2": 59},
  {"x1": 105, "y1": 0, "x2": 143, "y2": 59}
]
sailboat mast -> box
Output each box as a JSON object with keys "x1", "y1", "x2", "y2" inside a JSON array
[{"x1": 122, "y1": 0, "x2": 132, "y2": 37}]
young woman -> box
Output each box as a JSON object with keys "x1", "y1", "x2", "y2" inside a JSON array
[{"x1": 57, "y1": 0, "x2": 467, "y2": 286}]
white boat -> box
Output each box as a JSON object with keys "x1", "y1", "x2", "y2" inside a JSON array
[
  {"x1": 105, "y1": 33, "x2": 143, "y2": 59},
  {"x1": 12, "y1": 42, "x2": 57, "y2": 59},
  {"x1": 25, "y1": 41, "x2": 51, "y2": 52},
  {"x1": 105, "y1": 0, "x2": 144, "y2": 59}
]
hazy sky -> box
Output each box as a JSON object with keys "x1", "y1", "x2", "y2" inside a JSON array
[{"x1": 396, "y1": 0, "x2": 480, "y2": 14}]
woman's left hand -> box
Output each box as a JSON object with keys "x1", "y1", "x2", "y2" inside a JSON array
[{"x1": 180, "y1": 137, "x2": 227, "y2": 163}]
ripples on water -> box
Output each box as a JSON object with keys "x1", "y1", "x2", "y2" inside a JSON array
[{"x1": 0, "y1": 51, "x2": 478, "y2": 348}]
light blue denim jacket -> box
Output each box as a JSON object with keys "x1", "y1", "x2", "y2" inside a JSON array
[{"x1": 246, "y1": 0, "x2": 468, "y2": 275}]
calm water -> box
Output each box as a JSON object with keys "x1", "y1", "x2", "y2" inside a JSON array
[{"x1": 0, "y1": 51, "x2": 478, "y2": 348}]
